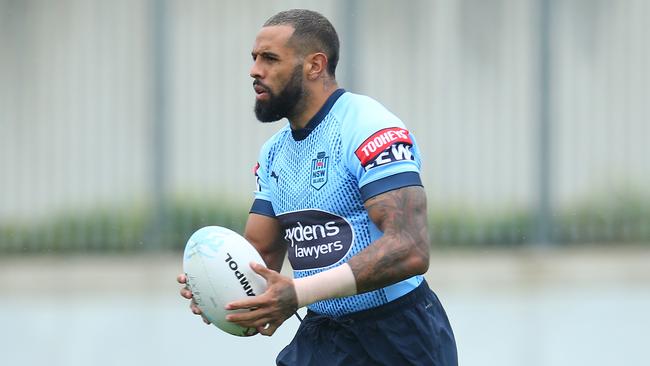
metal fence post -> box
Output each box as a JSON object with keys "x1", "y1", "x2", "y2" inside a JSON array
[
  {"x1": 148, "y1": 0, "x2": 171, "y2": 249},
  {"x1": 535, "y1": 0, "x2": 553, "y2": 246}
]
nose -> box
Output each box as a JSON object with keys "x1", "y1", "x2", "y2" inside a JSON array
[{"x1": 249, "y1": 58, "x2": 263, "y2": 80}]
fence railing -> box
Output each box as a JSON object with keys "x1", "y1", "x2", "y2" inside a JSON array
[{"x1": 1, "y1": 0, "x2": 648, "y2": 252}]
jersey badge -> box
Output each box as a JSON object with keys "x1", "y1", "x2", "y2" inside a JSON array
[{"x1": 310, "y1": 151, "x2": 329, "y2": 190}]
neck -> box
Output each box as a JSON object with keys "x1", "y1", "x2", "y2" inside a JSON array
[{"x1": 288, "y1": 80, "x2": 339, "y2": 130}]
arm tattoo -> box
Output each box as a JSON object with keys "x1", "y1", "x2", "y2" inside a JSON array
[{"x1": 348, "y1": 186, "x2": 430, "y2": 294}]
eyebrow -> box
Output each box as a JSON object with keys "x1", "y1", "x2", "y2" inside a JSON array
[{"x1": 252, "y1": 50, "x2": 280, "y2": 59}]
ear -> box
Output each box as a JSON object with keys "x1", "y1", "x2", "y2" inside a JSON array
[{"x1": 304, "y1": 52, "x2": 328, "y2": 81}]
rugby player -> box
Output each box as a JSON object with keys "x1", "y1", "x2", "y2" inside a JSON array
[{"x1": 179, "y1": 9, "x2": 457, "y2": 365}]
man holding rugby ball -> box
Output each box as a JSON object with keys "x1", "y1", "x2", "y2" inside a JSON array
[{"x1": 178, "y1": 9, "x2": 457, "y2": 366}]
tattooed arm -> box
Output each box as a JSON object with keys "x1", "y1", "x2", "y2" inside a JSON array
[{"x1": 348, "y1": 185, "x2": 430, "y2": 293}]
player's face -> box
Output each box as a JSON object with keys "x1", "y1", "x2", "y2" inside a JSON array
[{"x1": 250, "y1": 25, "x2": 306, "y2": 122}]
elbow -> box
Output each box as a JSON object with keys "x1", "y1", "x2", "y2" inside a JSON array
[
  {"x1": 407, "y1": 243, "x2": 430, "y2": 276},
  {"x1": 409, "y1": 255, "x2": 429, "y2": 276}
]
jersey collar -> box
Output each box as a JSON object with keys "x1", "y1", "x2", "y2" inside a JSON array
[{"x1": 291, "y1": 88, "x2": 346, "y2": 141}]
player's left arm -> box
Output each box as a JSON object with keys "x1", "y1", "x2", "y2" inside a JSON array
[{"x1": 349, "y1": 185, "x2": 429, "y2": 292}]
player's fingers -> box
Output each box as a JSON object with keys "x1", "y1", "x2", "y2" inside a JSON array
[
  {"x1": 229, "y1": 315, "x2": 272, "y2": 330},
  {"x1": 226, "y1": 296, "x2": 264, "y2": 311},
  {"x1": 190, "y1": 302, "x2": 202, "y2": 315},
  {"x1": 229, "y1": 314, "x2": 272, "y2": 329},
  {"x1": 180, "y1": 287, "x2": 193, "y2": 299},
  {"x1": 226, "y1": 306, "x2": 269, "y2": 324},
  {"x1": 250, "y1": 262, "x2": 275, "y2": 279},
  {"x1": 258, "y1": 322, "x2": 278, "y2": 337},
  {"x1": 177, "y1": 273, "x2": 187, "y2": 284},
  {"x1": 186, "y1": 301, "x2": 209, "y2": 324}
]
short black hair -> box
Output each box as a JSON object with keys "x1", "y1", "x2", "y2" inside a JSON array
[{"x1": 264, "y1": 9, "x2": 340, "y2": 77}]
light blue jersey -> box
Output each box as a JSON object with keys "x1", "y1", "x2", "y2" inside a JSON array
[{"x1": 250, "y1": 89, "x2": 424, "y2": 316}]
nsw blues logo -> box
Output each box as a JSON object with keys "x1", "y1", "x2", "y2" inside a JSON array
[{"x1": 310, "y1": 151, "x2": 329, "y2": 190}]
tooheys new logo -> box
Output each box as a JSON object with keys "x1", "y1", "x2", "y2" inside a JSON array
[
  {"x1": 278, "y1": 210, "x2": 354, "y2": 270},
  {"x1": 355, "y1": 127, "x2": 415, "y2": 171}
]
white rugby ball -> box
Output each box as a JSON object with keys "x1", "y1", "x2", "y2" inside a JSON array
[{"x1": 183, "y1": 226, "x2": 268, "y2": 336}]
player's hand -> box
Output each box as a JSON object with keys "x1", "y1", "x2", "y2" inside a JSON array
[
  {"x1": 177, "y1": 273, "x2": 211, "y2": 325},
  {"x1": 225, "y1": 262, "x2": 298, "y2": 336}
]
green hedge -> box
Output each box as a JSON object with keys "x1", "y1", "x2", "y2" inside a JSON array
[
  {"x1": 0, "y1": 198, "x2": 248, "y2": 253},
  {"x1": 1, "y1": 194, "x2": 649, "y2": 253}
]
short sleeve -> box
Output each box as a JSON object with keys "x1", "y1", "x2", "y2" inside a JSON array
[
  {"x1": 339, "y1": 95, "x2": 423, "y2": 202},
  {"x1": 249, "y1": 139, "x2": 275, "y2": 217}
]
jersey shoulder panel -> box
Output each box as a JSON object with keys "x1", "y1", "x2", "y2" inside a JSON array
[
  {"x1": 332, "y1": 93, "x2": 422, "y2": 199},
  {"x1": 332, "y1": 92, "x2": 406, "y2": 134}
]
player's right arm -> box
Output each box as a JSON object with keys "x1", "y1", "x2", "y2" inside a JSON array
[
  {"x1": 244, "y1": 213, "x2": 286, "y2": 273},
  {"x1": 247, "y1": 137, "x2": 287, "y2": 272}
]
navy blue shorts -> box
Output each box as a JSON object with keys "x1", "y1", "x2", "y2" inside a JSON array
[{"x1": 276, "y1": 280, "x2": 457, "y2": 366}]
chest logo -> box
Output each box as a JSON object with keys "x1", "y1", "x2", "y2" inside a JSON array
[
  {"x1": 279, "y1": 209, "x2": 354, "y2": 271},
  {"x1": 310, "y1": 151, "x2": 329, "y2": 190}
]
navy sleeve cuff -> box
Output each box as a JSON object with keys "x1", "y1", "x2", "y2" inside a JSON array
[
  {"x1": 249, "y1": 198, "x2": 276, "y2": 217},
  {"x1": 359, "y1": 172, "x2": 423, "y2": 202}
]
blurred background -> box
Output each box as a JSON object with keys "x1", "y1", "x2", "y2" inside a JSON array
[{"x1": 1, "y1": 0, "x2": 648, "y2": 365}]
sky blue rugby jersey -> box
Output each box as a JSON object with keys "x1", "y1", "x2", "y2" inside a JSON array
[{"x1": 250, "y1": 89, "x2": 425, "y2": 316}]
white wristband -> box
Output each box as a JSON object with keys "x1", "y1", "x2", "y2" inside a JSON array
[{"x1": 293, "y1": 263, "x2": 357, "y2": 308}]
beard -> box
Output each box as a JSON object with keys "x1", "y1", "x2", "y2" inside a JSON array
[{"x1": 254, "y1": 65, "x2": 305, "y2": 123}]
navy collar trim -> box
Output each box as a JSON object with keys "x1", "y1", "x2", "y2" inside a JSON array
[{"x1": 291, "y1": 88, "x2": 346, "y2": 141}]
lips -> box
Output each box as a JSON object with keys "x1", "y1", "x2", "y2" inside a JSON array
[{"x1": 253, "y1": 81, "x2": 270, "y2": 99}]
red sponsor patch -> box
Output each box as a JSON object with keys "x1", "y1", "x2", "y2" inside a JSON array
[{"x1": 354, "y1": 127, "x2": 412, "y2": 166}]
